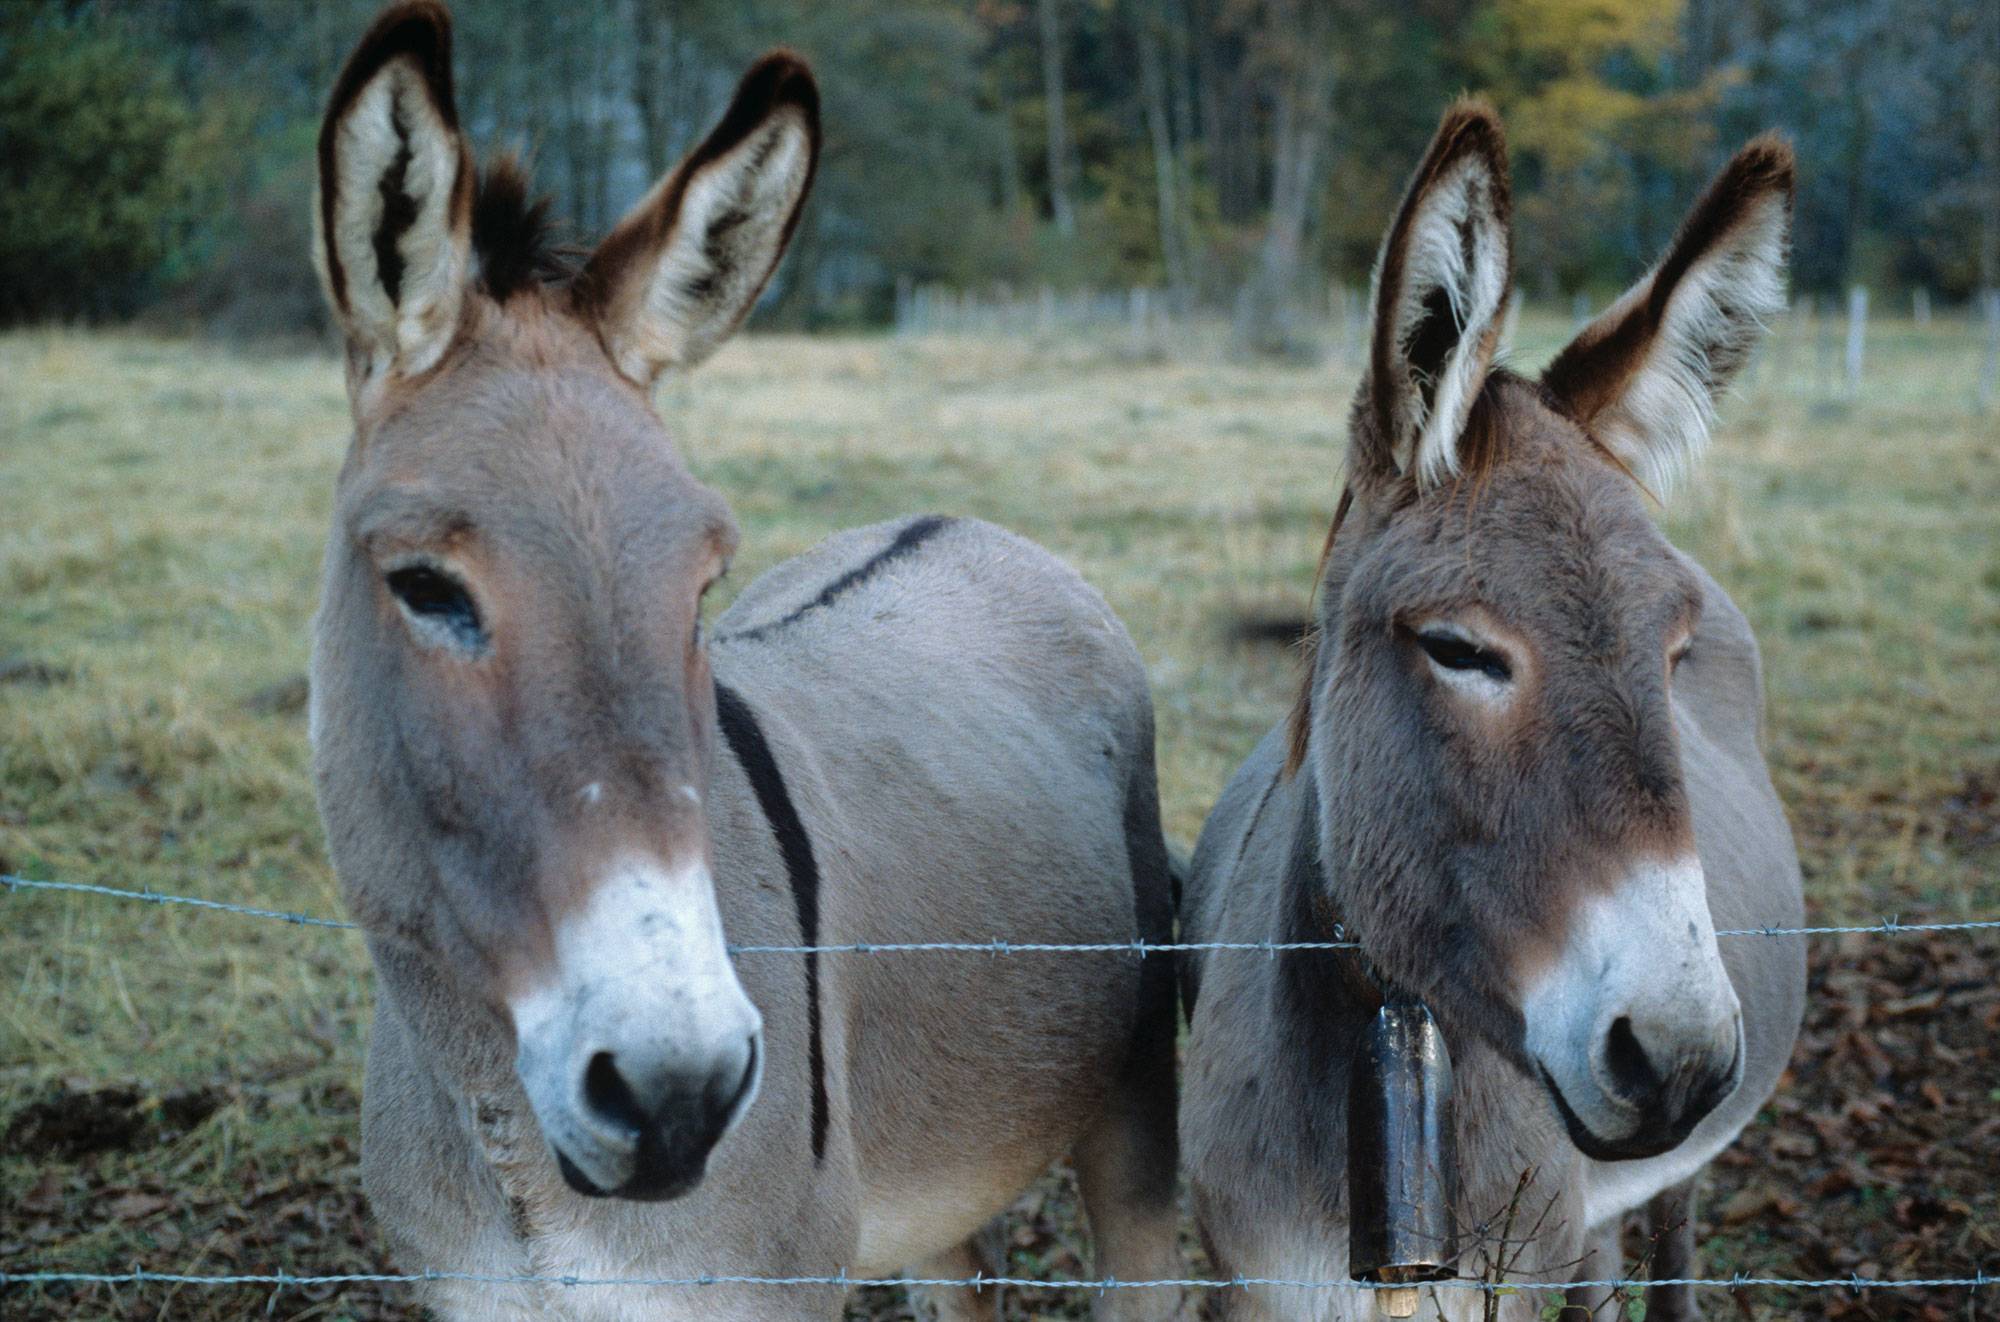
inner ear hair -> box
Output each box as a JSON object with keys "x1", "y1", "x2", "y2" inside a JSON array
[
  {"x1": 578, "y1": 51, "x2": 821, "y2": 383},
  {"x1": 1363, "y1": 100, "x2": 1513, "y2": 491},
  {"x1": 314, "y1": 1, "x2": 472, "y2": 378},
  {"x1": 1542, "y1": 135, "x2": 1794, "y2": 496}
]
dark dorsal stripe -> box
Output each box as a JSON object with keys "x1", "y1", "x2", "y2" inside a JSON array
[
  {"x1": 713, "y1": 682, "x2": 827, "y2": 1163},
  {"x1": 724, "y1": 515, "x2": 952, "y2": 643}
]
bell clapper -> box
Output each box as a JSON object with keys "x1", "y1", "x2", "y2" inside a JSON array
[{"x1": 1377, "y1": 1284, "x2": 1421, "y2": 1318}]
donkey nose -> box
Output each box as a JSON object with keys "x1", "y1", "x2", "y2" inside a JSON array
[
  {"x1": 576, "y1": 1032, "x2": 760, "y2": 1142},
  {"x1": 1598, "y1": 1015, "x2": 1661, "y2": 1105},
  {"x1": 1593, "y1": 1005, "x2": 1742, "y2": 1128},
  {"x1": 567, "y1": 1031, "x2": 761, "y2": 1200},
  {"x1": 579, "y1": 1050, "x2": 651, "y2": 1138}
]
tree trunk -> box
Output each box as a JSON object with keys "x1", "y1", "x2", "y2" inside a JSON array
[
  {"x1": 1166, "y1": 0, "x2": 1205, "y2": 278},
  {"x1": 631, "y1": 0, "x2": 674, "y2": 177},
  {"x1": 1234, "y1": 17, "x2": 1336, "y2": 355},
  {"x1": 590, "y1": 8, "x2": 618, "y2": 225},
  {"x1": 1135, "y1": 8, "x2": 1189, "y2": 296},
  {"x1": 1167, "y1": 0, "x2": 1200, "y2": 162},
  {"x1": 994, "y1": 69, "x2": 1026, "y2": 218},
  {"x1": 1037, "y1": 0, "x2": 1078, "y2": 236},
  {"x1": 1195, "y1": 8, "x2": 1249, "y2": 223},
  {"x1": 1841, "y1": 60, "x2": 1870, "y2": 288},
  {"x1": 1978, "y1": 0, "x2": 2000, "y2": 293}
]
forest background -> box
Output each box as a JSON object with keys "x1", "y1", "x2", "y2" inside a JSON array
[{"x1": 6, "y1": 0, "x2": 1999, "y2": 343}]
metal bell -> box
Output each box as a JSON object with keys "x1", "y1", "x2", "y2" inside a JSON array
[{"x1": 1348, "y1": 996, "x2": 1460, "y2": 1318}]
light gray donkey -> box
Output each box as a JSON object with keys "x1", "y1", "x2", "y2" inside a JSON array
[
  {"x1": 1179, "y1": 103, "x2": 1806, "y2": 1321},
  {"x1": 306, "y1": 6, "x2": 1180, "y2": 1319}
]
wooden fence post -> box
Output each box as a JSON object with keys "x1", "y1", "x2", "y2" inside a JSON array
[
  {"x1": 1980, "y1": 289, "x2": 2000, "y2": 414},
  {"x1": 1845, "y1": 286, "x2": 1868, "y2": 396},
  {"x1": 1809, "y1": 294, "x2": 1835, "y2": 395}
]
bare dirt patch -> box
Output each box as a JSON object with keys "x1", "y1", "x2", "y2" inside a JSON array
[{"x1": 2, "y1": 1083, "x2": 222, "y2": 1159}]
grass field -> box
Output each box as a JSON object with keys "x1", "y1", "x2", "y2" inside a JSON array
[{"x1": 2, "y1": 311, "x2": 1996, "y2": 1320}]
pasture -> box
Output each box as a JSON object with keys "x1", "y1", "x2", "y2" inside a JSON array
[{"x1": 2, "y1": 310, "x2": 1996, "y2": 1319}]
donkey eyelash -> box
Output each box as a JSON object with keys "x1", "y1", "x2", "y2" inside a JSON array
[
  {"x1": 1415, "y1": 629, "x2": 1513, "y2": 683},
  {"x1": 385, "y1": 564, "x2": 487, "y2": 652}
]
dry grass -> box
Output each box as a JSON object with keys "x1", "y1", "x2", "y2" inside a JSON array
[{"x1": 1, "y1": 311, "x2": 1995, "y2": 1319}]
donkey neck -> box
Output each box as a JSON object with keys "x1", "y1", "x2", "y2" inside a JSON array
[
  {"x1": 1276, "y1": 762, "x2": 1383, "y2": 1030},
  {"x1": 1281, "y1": 753, "x2": 1589, "y2": 1270},
  {"x1": 1253, "y1": 768, "x2": 1384, "y2": 1194},
  {"x1": 367, "y1": 937, "x2": 518, "y2": 1094}
]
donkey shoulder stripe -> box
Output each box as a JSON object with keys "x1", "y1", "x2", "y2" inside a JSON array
[
  {"x1": 723, "y1": 514, "x2": 954, "y2": 642},
  {"x1": 712, "y1": 681, "x2": 828, "y2": 1163}
]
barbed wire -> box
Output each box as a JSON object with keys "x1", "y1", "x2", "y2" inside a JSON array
[
  {"x1": 7, "y1": 873, "x2": 2000, "y2": 953},
  {"x1": 0, "y1": 874, "x2": 355, "y2": 929},
  {"x1": 1, "y1": 1266, "x2": 1993, "y2": 1294},
  {"x1": 5, "y1": 868, "x2": 1997, "y2": 1301}
]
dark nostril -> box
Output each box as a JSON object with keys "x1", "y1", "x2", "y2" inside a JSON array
[
  {"x1": 1603, "y1": 1016, "x2": 1660, "y2": 1101},
  {"x1": 582, "y1": 1051, "x2": 648, "y2": 1138}
]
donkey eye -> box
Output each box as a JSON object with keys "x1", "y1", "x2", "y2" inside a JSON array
[
  {"x1": 1416, "y1": 630, "x2": 1512, "y2": 682},
  {"x1": 385, "y1": 565, "x2": 485, "y2": 650}
]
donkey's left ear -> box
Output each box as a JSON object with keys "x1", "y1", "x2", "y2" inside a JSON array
[
  {"x1": 1543, "y1": 136, "x2": 1793, "y2": 496},
  {"x1": 314, "y1": 1, "x2": 474, "y2": 390},
  {"x1": 580, "y1": 53, "x2": 820, "y2": 384}
]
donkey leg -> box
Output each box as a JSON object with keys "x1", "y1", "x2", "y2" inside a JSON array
[
  {"x1": 909, "y1": 1226, "x2": 1005, "y2": 1322},
  {"x1": 1075, "y1": 1127, "x2": 1184, "y2": 1320},
  {"x1": 1561, "y1": 1218, "x2": 1624, "y2": 1320},
  {"x1": 1077, "y1": 759, "x2": 1187, "y2": 1322},
  {"x1": 1645, "y1": 1178, "x2": 1702, "y2": 1322},
  {"x1": 1073, "y1": 960, "x2": 1185, "y2": 1320}
]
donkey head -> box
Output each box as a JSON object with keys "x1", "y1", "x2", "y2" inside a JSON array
[
  {"x1": 1303, "y1": 104, "x2": 1792, "y2": 1160},
  {"x1": 308, "y1": 2, "x2": 818, "y2": 1201}
]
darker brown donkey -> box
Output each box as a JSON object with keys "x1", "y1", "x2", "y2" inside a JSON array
[{"x1": 1179, "y1": 104, "x2": 1807, "y2": 1320}]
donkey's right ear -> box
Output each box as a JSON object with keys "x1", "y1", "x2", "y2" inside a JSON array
[
  {"x1": 1542, "y1": 137, "x2": 1792, "y2": 497},
  {"x1": 313, "y1": 1, "x2": 473, "y2": 393},
  {"x1": 1355, "y1": 101, "x2": 1512, "y2": 492},
  {"x1": 580, "y1": 53, "x2": 820, "y2": 385}
]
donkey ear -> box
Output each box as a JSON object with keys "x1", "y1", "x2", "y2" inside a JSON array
[
  {"x1": 1357, "y1": 100, "x2": 1512, "y2": 491},
  {"x1": 1543, "y1": 136, "x2": 1793, "y2": 496},
  {"x1": 580, "y1": 53, "x2": 820, "y2": 384},
  {"x1": 314, "y1": 1, "x2": 474, "y2": 388}
]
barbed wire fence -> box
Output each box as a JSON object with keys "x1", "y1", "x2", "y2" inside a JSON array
[
  {"x1": 4, "y1": 869, "x2": 1998, "y2": 1307},
  {"x1": 10, "y1": 873, "x2": 2000, "y2": 949},
  {"x1": 2, "y1": 1266, "x2": 1996, "y2": 1297}
]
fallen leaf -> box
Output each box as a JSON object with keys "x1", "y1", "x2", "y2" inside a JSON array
[
  {"x1": 106, "y1": 1190, "x2": 171, "y2": 1220},
  {"x1": 18, "y1": 1171, "x2": 63, "y2": 1214},
  {"x1": 1720, "y1": 1186, "x2": 1782, "y2": 1225}
]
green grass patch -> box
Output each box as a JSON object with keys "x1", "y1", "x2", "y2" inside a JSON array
[{"x1": 1, "y1": 314, "x2": 1995, "y2": 1318}]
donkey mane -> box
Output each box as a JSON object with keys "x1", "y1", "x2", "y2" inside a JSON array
[{"x1": 470, "y1": 155, "x2": 582, "y2": 299}]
